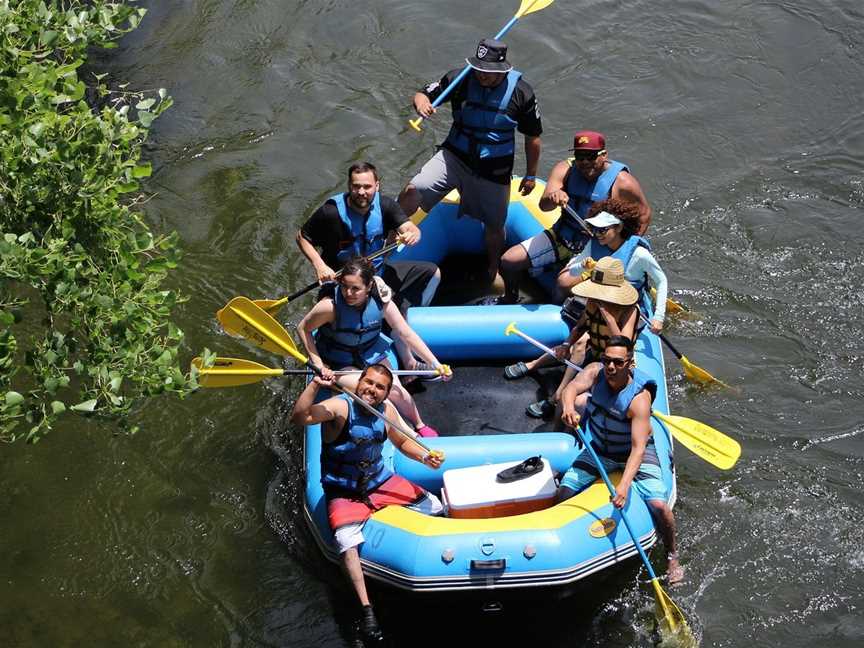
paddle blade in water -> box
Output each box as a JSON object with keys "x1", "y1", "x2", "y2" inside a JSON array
[
  {"x1": 652, "y1": 579, "x2": 698, "y2": 647},
  {"x1": 654, "y1": 412, "x2": 741, "y2": 470},
  {"x1": 516, "y1": 0, "x2": 555, "y2": 18},
  {"x1": 680, "y1": 355, "x2": 735, "y2": 391}
]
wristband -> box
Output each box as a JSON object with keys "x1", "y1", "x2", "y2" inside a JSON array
[{"x1": 523, "y1": 175, "x2": 537, "y2": 181}]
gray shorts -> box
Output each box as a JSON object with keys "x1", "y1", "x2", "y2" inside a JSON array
[{"x1": 410, "y1": 149, "x2": 510, "y2": 228}]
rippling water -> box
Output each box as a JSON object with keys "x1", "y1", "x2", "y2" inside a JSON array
[{"x1": 2, "y1": 1, "x2": 863, "y2": 646}]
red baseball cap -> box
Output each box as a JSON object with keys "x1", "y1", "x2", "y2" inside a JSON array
[{"x1": 571, "y1": 130, "x2": 606, "y2": 151}]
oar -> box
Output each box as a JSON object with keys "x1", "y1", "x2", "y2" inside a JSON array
[
  {"x1": 224, "y1": 240, "x2": 405, "y2": 326},
  {"x1": 562, "y1": 203, "x2": 686, "y2": 315},
  {"x1": 407, "y1": 0, "x2": 555, "y2": 132},
  {"x1": 639, "y1": 314, "x2": 733, "y2": 391},
  {"x1": 191, "y1": 356, "x2": 446, "y2": 388},
  {"x1": 214, "y1": 297, "x2": 441, "y2": 457},
  {"x1": 570, "y1": 422, "x2": 697, "y2": 645},
  {"x1": 504, "y1": 322, "x2": 741, "y2": 469}
]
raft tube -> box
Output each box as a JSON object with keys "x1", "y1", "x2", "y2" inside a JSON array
[{"x1": 301, "y1": 179, "x2": 677, "y2": 595}]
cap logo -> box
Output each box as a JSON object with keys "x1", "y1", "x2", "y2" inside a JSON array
[
  {"x1": 578, "y1": 136, "x2": 590, "y2": 145},
  {"x1": 477, "y1": 45, "x2": 488, "y2": 59}
]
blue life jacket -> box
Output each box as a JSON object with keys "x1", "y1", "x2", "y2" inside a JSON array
[
  {"x1": 332, "y1": 192, "x2": 386, "y2": 270},
  {"x1": 444, "y1": 70, "x2": 521, "y2": 160},
  {"x1": 565, "y1": 160, "x2": 628, "y2": 216},
  {"x1": 588, "y1": 235, "x2": 654, "y2": 318},
  {"x1": 585, "y1": 368, "x2": 659, "y2": 464},
  {"x1": 316, "y1": 285, "x2": 385, "y2": 368},
  {"x1": 550, "y1": 160, "x2": 627, "y2": 252},
  {"x1": 321, "y1": 394, "x2": 393, "y2": 494}
]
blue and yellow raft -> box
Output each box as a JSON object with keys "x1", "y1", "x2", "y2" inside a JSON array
[{"x1": 302, "y1": 180, "x2": 677, "y2": 594}]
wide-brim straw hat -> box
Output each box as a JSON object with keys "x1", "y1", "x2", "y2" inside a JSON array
[{"x1": 571, "y1": 257, "x2": 638, "y2": 305}]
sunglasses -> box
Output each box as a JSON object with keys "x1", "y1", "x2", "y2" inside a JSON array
[
  {"x1": 572, "y1": 149, "x2": 604, "y2": 161},
  {"x1": 599, "y1": 355, "x2": 630, "y2": 368},
  {"x1": 591, "y1": 225, "x2": 615, "y2": 235}
]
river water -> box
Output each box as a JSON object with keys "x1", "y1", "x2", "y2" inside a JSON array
[{"x1": 3, "y1": 1, "x2": 863, "y2": 646}]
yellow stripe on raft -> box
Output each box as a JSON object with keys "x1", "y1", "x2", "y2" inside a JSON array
[
  {"x1": 371, "y1": 475, "x2": 621, "y2": 536},
  {"x1": 409, "y1": 178, "x2": 557, "y2": 230}
]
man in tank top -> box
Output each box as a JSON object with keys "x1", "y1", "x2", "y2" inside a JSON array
[
  {"x1": 496, "y1": 130, "x2": 652, "y2": 304},
  {"x1": 557, "y1": 335, "x2": 683, "y2": 584},
  {"x1": 291, "y1": 364, "x2": 444, "y2": 641}
]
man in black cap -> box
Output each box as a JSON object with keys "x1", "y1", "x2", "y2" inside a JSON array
[{"x1": 399, "y1": 38, "x2": 543, "y2": 284}]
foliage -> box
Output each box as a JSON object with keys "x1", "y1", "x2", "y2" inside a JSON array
[{"x1": 0, "y1": 1, "x2": 198, "y2": 443}]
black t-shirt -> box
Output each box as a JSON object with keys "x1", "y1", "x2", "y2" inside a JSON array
[
  {"x1": 421, "y1": 68, "x2": 543, "y2": 182},
  {"x1": 300, "y1": 193, "x2": 408, "y2": 268}
]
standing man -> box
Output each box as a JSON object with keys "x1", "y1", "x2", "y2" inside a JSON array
[
  {"x1": 399, "y1": 39, "x2": 543, "y2": 286},
  {"x1": 297, "y1": 161, "x2": 441, "y2": 314},
  {"x1": 291, "y1": 364, "x2": 444, "y2": 641},
  {"x1": 556, "y1": 335, "x2": 683, "y2": 584},
  {"x1": 497, "y1": 130, "x2": 651, "y2": 304}
]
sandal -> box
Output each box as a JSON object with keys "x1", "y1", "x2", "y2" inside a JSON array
[
  {"x1": 503, "y1": 361, "x2": 530, "y2": 380},
  {"x1": 496, "y1": 456, "x2": 544, "y2": 483},
  {"x1": 526, "y1": 399, "x2": 555, "y2": 419},
  {"x1": 415, "y1": 424, "x2": 439, "y2": 438}
]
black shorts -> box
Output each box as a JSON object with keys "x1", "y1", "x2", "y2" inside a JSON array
[{"x1": 381, "y1": 261, "x2": 438, "y2": 315}]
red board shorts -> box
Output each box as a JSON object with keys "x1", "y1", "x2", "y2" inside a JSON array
[{"x1": 327, "y1": 474, "x2": 442, "y2": 553}]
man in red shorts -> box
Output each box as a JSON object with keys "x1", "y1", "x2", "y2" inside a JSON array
[{"x1": 291, "y1": 363, "x2": 444, "y2": 641}]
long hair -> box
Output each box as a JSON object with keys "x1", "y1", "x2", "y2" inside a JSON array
[
  {"x1": 340, "y1": 256, "x2": 376, "y2": 288},
  {"x1": 587, "y1": 198, "x2": 641, "y2": 238}
]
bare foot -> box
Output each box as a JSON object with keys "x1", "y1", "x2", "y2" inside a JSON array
[{"x1": 667, "y1": 556, "x2": 684, "y2": 585}]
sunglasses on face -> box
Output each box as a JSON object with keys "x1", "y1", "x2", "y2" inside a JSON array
[
  {"x1": 600, "y1": 355, "x2": 630, "y2": 368},
  {"x1": 572, "y1": 149, "x2": 604, "y2": 161},
  {"x1": 592, "y1": 225, "x2": 614, "y2": 235}
]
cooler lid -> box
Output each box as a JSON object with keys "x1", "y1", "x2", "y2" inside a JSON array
[{"x1": 442, "y1": 459, "x2": 556, "y2": 509}]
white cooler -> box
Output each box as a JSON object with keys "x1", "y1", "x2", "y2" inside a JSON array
[{"x1": 441, "y1": 458, "x2": 557, "y2": 519}]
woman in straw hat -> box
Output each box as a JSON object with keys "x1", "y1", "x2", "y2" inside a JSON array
[
  {"x1": 559, "y1": 198, "x2": 668, "y2": 334},
  {"x1": 503, "y1": 198, "x2": 668, "y2": 386},
  {"x1": 524, "y1": 256, "x2": 639, "y2": 419}
]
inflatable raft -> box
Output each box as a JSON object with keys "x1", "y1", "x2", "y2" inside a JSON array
[{"x1": 301, "y1": 179, "x2": 677, "y2": 595}]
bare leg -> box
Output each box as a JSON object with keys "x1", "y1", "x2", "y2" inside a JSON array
[
  {"x1": 484, "y1": 225, "x2": 506, "y2": 282},
  {"x1": 647, "y1": 500, "x2": 683, "y2": 584},
  {"x1": 398, "y1": 183, "x2": 421, "y2": 218},
  {"x1": 341, "y1": 547, "x2": 370, "y2": 606},
  {"x1": 499, "y1": 243, "x2": 530, "y2": 303}
]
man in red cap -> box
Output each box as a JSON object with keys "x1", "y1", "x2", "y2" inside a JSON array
[
  {"x1": 399, "y1": 38, "x2": 543, "y2": 285},
  {"x1": 495, "y1": 130, "x2": 651, "y2": 304}
]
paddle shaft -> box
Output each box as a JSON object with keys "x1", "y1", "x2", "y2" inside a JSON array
[
  {"x1": 200, "y1": 367, "x2": 439, "y2": 377},
  {"x1": 508, "y1": 325, "x2": 584, "y2": 373},
  {"x1": 639, "y1": 313, "x2": 682, "y2": 359},
  {"x1": 562, "y1": 203, "x2": 594, "y2": 237},
  {"x1": 570, "y1": 422, "x2": 659, "y2": 580},
  {"x1": 410, "y1": 1, "x2": 547, "y2": 130},
  {"x1": 280, "y1": 240, "x2": 403, "y2": 304}
]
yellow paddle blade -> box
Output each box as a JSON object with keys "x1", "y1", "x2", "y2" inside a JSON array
[
  {"x1": 192, "y1": 357, "x2": 283, "y2": 388},
  {"x1": 651, "y1": 286, "x2": 686, "y2": 315},
  {"x1": 255, "y1": 296, "x2": 288, "y2": 317},
  {"x1": 220, "y1": 297, "x2": 309, "y2": 364},
  {"x1": 652, "y1": 579, "x2": 698, "y2": 647},
  {"x1": 680, "y1": 355, "x2": 735, "y2": 391},
  {"x1": 653, "y1": 411, "x2": 741, "y2": 470},
  {"x1": 515, "y1": 0, "x2": 555, "y2": 18}
]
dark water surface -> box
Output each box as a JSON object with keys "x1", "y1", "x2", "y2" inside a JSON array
[{"x1": 3, "y1": 1, "x2": 864, "y2": 646}]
